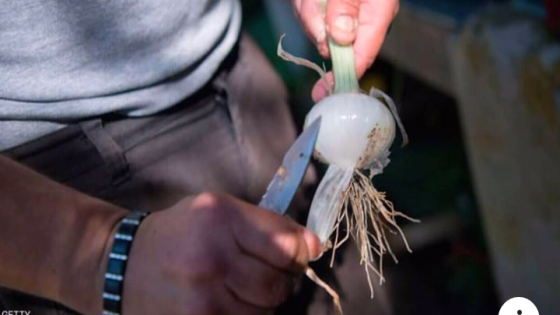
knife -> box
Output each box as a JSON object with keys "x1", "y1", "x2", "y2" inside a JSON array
[{"x1": 258, "y1": 118, "x2": 321, "y2": 215}]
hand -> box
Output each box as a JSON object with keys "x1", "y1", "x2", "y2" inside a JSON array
[
  {"x1": 293, "y1": 0, "x2": 399, "y2": 101},
  {"x1": 121, "y1": 193, "x2": 321, "y2": 315}
]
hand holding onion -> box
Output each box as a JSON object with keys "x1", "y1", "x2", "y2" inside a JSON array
[{"x1": 292, "y1": 0, "x2": 400, "y2": 101}]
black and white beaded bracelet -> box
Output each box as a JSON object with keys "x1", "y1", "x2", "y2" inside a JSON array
[{"x1": 102, "y1": 211, "x2": 150, "y2": 315}]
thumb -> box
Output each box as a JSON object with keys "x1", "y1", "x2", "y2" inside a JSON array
[
  {"x1": 326, "y1": 0, "x2": 360, "y2": 45},
  {"x1": 302, "y1": 228, "x2": 322, "y2": 260}
]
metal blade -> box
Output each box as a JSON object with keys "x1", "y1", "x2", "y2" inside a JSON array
[{"x1": 259, "y1": 117, "x2": 321, "y2": 215}]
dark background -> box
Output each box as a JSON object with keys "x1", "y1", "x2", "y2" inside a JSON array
[{"x1": 243, "y1": 0, "x2": 559, "y2": 314}]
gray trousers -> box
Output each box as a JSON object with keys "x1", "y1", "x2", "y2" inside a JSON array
[{"x1": 0, "y1": 36, "x2": 391, "y2": 315}]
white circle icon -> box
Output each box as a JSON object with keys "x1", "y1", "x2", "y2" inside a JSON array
[{"x1": 499, "y1": 297, "x2": 539, "y2": 315}]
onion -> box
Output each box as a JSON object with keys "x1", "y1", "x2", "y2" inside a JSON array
[
  {"x1": 304, "y1": 93, "x2": 395, "y2": 169},
  {"x1": 278, "y1": 31, "x2": 418, "y2": 303}
]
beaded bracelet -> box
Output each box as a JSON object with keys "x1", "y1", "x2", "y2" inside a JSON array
[{"x1": 102, "y1": 211, "x2": 150, "y2": 315}]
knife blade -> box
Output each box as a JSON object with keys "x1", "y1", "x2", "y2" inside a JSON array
[{"x1": 258, "y1": 117, "x2": 321, "y2": 215}]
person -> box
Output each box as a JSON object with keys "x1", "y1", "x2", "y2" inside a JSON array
[{"x1": 0, "y1": 0, "x2": 399, "y2": 314}]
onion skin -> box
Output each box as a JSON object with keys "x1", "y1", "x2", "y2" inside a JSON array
[{"x1": 304, "y1": 93, "x2": 396, "y2": 169}]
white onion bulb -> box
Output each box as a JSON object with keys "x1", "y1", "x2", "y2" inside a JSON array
[{"x1": 304, "y1": 93, "x2": 396, "y2": 170}]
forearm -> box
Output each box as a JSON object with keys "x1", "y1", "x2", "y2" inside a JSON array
[{"x1": 0, "y1": 155, "x2": 127, "y2": 314}]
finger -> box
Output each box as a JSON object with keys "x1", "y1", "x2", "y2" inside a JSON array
[
  {"x1": 296, "y1": 0, "x2": 329, "y2": 57},
  {"x1": 326, "y1": 0, "x2": 360, "y2": 45},
  {"x1": 311, "y1": 72, "x2": 334, "y2": 102},
  {"x1": 353, "y1": 0, "x2": 398, "y2": 78},
  {"x1": 231, "y1": 200, "x2": 321, "y2": 272},
  {"x1": 225, "y1": 253, "x2": 295, "y2": 308}
]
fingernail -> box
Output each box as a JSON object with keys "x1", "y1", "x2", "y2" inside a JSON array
[
  {"x1": 316, "y1": 23, "x2": 327, "y2": 45},
  {"x1": 316, "y1": 30, "x2": 326, "y2": 46},
  {"x1": 302, "y1": 229, "x2": 322, "y2": 260},
  {"x1": 335, "y1": 15, "x2": 357, "y2": 33}
]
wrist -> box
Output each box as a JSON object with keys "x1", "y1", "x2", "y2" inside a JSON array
[{"x1": 58, "y1": 200, "x2": 128, "y2": 315}]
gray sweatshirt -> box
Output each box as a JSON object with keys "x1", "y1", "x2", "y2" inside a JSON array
[{"x1": 0, "y1": 0, "x2": 241, "y2": 150}]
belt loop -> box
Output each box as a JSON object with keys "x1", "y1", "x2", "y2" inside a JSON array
[
  {"x1": 79, "y1": 119, "x2": 130, "y2": 186},
  {"x1": 212, "y1": 71, "x2": 233, "y2": 122}
]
